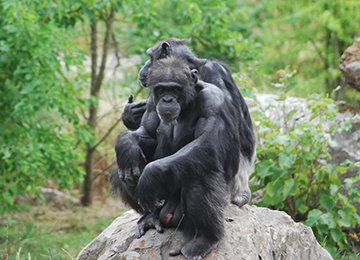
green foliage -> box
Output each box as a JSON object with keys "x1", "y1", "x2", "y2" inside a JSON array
[
  {"x1": 0, "y1": 0, "x2": 88, "y2": 214},
  {"x1": 248, "y1": 0, "x2": 360, "y2": 98},
  {"x1": 250, "y1": 69, "x2": 360, "y2": 256},
  {"x1": 0, "y1": 202, "x2": 123, "y2": 259},
  {"x1": 114, "y1": 0, "x2": 260, "y2": 71}
]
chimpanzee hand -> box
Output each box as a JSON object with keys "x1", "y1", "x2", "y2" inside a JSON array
[
  {"x1": 115, "y1": 131, "x2": 147, "y2": 186},
  {"x1": 122, "y1": 95, "x2": 147, "y2": 130},
  {"x1": 137, "y1": 160, "x2": 167, "y2": 211}
]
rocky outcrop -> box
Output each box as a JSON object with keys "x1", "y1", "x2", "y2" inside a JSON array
[
  {"x1": 340, "y1": 38, "x2": 360, "y2": 92},
  {"x1": 76, "y1": 205, "x2": 333, "y2": 260}
]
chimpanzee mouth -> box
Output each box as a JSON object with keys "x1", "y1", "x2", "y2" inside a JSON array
[{"x1": 158, "y1": 113, "x2": 179, "y2": 126}]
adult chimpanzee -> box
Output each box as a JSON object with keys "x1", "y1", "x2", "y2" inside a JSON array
[
  {"x1": 122, "y1": 38, "x2": 255, "y2": 207},
  {"x1": 111, "y1": 56, "x2": 241, "y2": 259}
]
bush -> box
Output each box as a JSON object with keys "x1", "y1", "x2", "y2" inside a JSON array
[
  {"x1": 0, "y1": 0, "x2": 88, "y2": 215},
  {"x1": 249, "y1": 69, "x2": 360, "y2": 256}
]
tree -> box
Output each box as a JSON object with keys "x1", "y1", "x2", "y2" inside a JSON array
[
  {"x1": 250, "y1": 0, "x2": 360, "y2": 99},
  {"x1": 80, "y1": 2, "x2": 119, "y2": 206},
  {"x1": 0, "y1": 0, "x2": 86, "y2": 214}
]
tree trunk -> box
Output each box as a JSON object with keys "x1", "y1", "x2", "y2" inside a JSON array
[
  {"x1": 81, "y1": 19, "x2": 98, "y2": 206},
  {"x1": 81, "y1": 9, "x2": 115, "y2": 206}
]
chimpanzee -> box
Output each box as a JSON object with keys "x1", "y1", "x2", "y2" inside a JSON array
[
  {"x1": 111, "y1": 56, "x2": 242, "y2": 259},
  {"x1": 122, "y1": 38, "x2": 255, "y2": 207}
]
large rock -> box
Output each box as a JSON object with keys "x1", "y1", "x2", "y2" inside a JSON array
[
  {"x1": 76, "y1": 205, "x2": 333, "y2": 260},
  {"x1": 340, "y1": 38, "x2": 360, "y2": 92}
]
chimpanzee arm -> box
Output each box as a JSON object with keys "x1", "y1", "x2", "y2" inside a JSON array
[
  {"x1": 137, "y1": 115, "x2": 222, "y2": 210},
  {"x1": 115, "y1": 98, "x2": 159, "y2": 186},
  {"x1": 137, "y1": 83, "x2": 230, "y2": 209},
  {"x1": 122, "y1": 95, "x2": 147, "y2": 130}
]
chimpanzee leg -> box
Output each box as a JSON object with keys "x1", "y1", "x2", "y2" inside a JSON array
[
  {"x1": 110, "y1": 169, "x2": 144, "y2": 214},
  {"x1": 231, "y1": 187, "x2": 251, "y2": 207},
  {"x1": 136, "y1": 208, "x2": 164, "y2": 238},
  {"x1": 171, "y1": 174, "x2": 229, "y2": 260},
  {"x1": 159, "y1": 196, "x2": 183, "y2": 228}
]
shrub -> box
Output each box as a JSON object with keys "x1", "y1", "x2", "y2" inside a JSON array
[{"x1": 249, "y1": 69, "x2": 360, "y2": 256}]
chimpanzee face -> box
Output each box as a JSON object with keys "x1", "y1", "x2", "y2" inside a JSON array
[
  {"x1": 146, "y1": 57, "x2": 199, "y2": 126},
  {"x1": 153, "y1": 81, "x2": 183, "y2": 125}
]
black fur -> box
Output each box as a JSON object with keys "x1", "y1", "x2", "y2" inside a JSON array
[
  {"x1": 123, "y1": 38, "x2": 255, "y2": 207},
  {"x1": 112, "y1": 57, "x2": 242, "y2": 259}
]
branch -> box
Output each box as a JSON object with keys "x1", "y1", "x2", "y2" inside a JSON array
[
  {"x1": 90, "y1": 18, "x2": 98, "y2": 95},
  {"x1": 40, "y1": 0, "x2": 58, "y2": 27},
  {"x1": 91, "y1": 113, "x2": 123, "y2": 151},
  {"x1": 93, "y1": 7, "x2": 115, "y2": 97},
  {"x1": 92, "y1": 161, "x2": 116, "y2": 181},
  {"x1": 308, "y1": 38, "x2": 328, "y2": 67},
  {"x1": 96, "y1": 100, "x2": 124, "y2": 124},
  {"x1": 111, "y1": 32, "x2": 122, "y2": 70}
]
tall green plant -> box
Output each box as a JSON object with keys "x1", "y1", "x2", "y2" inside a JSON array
[
  {"x1": 114, "y1": 0, "x2": 260, "y2": 71},
  {"x1": 250, "y1": 69, "x2": 360, "y2": 256},
  {"x1": 251, "y1": 0, "x2": 360, "y2": 99},
  {"x1": 0, "y1": 0, "x2": 87, "y2": 214}
]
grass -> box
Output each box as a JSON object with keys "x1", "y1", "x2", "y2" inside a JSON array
[{"x1": 0, "y1": 197, "x2": 126, "y2": 260}]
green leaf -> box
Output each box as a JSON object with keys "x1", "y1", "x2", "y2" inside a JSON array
[
  {"x1": 320, "y1": 213, "x2": 336, "y2": 228},
  {"x1": 319, "y1": 194, "x2": 335, "y2": 211},
  {"x1": 250, "y1": 185, "x2": 264, "y2": 193},
  {"x1": 286, "y1": 109, "x2": 298, "y2": 119},
  {"x1": 3, "y1": 192, "x2": 14, "y2": 207},
  {"x1": 283, "y1": 179, "x2": 296, "y2": 198},
  {"x1": 344, "y1": 178, "x2": 357, "y2": 189},
  {"x1": 256, "y1": 161, "x2": 273, "y2": 178},
  {"x1": 341, "y1": 159, "x2": 353, "y2": 167},
  {"x1": 285, "y1": 82, "x2": 297, "y2": 93},
  {"x1": 338, "y1": 210, "x2": 352, "y2": 228},
  {"x1": 293, "y1": 128, "x2": 304, "y2": 135},
  {"x1": 326, "y1": 104, "x2": 338, "y2": 114},
  {"x1": 352, "y1": 213, "x2": 360, "y2": 225},
  {"x1": 305, "y1": 209, "x2": 322, "y2": 226},
  {"x1": 298, "y1": 203, "x2": 308, "y2": 214},
  {"x1": 258, "y1": 126, "x2": 271, "y2": 134},
  {"x1": 329, "y1": 184, "x2": 339, "y2": 197},
  {"x1": 272, "y1": 135, "x2": 291, "y2": 145},
  {"x1": 338, "y1": 193, "x2": 349, "y2": 206},
  {"x1": 266, "y1": 179, "x2": 283, "y2": 197},
  {"x1": 309, "y1": 114, "x2": 318, "y2": 122},
  {"x1": 330, "y1": 228, "x2": 344, "y2": 243},
  {"x1": 278, "y1": 153, "x2": 295, "y2": 168},
  {"x1": 327, "y1": 164, "x2": 337, "y2": 175},
  {"x1": 270, "y1": 166, "x2": 288, "y2": 180}
]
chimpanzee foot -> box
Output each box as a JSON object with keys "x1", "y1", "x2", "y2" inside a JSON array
[
  {"x1": 169, "y1": 236, "x2": 218, "y2": 260},
  {"x1": 136, "y1": 210, "x2": 163, "y2": 238},
  {"x1": 231, "y1": 187, "x2": 251, "y2": 207}
]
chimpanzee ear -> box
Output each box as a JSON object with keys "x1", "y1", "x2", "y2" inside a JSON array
[
  {"x1": 146, "y1": 47, "x2": 153, "y2": 57},
  {"x1": 179, "y1": 38, "x2": 191, "y2": 45},
  {"x1": 191, "y1": 69, "x2": 198, "y2": 84},
  {"x1": 162, "y1": 42, "x2": 170, "y2": 56}
]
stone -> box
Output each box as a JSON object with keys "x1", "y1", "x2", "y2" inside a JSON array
[
  {"x1": 76, "y1": 205, "x2": 333, "y2": 260},
  {"x1": 340, "y1": 38, "x2": 360, "y2": 92}
]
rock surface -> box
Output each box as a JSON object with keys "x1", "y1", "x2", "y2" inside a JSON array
[
  {"x1": 76, "y1": 205, "x2": 333, "y2": 260},
  {"x1": 340, "y1": 38, "x2": 360, "y2": 92}
]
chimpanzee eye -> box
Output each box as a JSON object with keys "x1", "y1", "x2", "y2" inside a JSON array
[{"x1": 173, "y1": 87, "x2": 178, "y2": 92}]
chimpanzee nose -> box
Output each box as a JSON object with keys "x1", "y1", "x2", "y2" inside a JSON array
[{"x1": 164, "y1": 97, "x2": 173, "y2": 103}]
